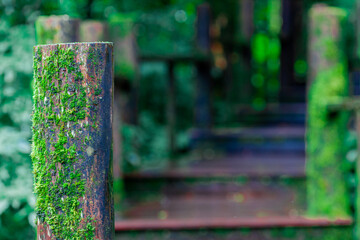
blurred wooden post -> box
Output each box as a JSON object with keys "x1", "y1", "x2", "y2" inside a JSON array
[
  {"x1": 167, "y1": 61, "x2": 176, "y2": 161},
  {"x1": 238, "y1": 0, "x2": 254, "y2": 43},
  {"x1": 32, "y1": 43, "x2": 113, "y2": 239},
  {"x1": 356, "y1": 0, "x2": 360, "y2": 63},
  {"x1": 195, "y1": 4, "x2": 211, "y2": 128},
  {"x1": 280, "y1": 0, "x2": 295, "y2": 101},
  {"x1": 109, "y1": 16, "x2": 139, "y2": 124},
  {"x1": 109, "y1": 16, "x2": 139, "y2": 211},
  {"x1": 306, "y1": 4, "x2": 350, "y2": 218},
  {"x1": 35, "y1": 15, "x2": 80, "y2": 44},
  {"x1": 80, "y1": 20, "x2": 108, "y2": 42}
]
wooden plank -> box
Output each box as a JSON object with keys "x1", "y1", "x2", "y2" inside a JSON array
[
  {"x1": 32, "y1": 42, "x2": 114, "y2": 239},
  {"x1": 327, "y1": 97, "x2": 360, "y2": 112},
  {"x1": 124, "y1": 152, "x2": 306, "y2": 179},
  {"x1": 115, "y1": 217, "x2": 353, "y2": 231},
  {"x1": 190, "y1": 126, "x2": 305, "y2": 139}
]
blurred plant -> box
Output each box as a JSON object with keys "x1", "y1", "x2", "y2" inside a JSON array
[
  {"x1": 0, "y1": 23, "x2": 35, "y2": 239},
  {"x1": 250, "y1": 0, "x2": 281, "y2": 110},
  {"x1": 123, "y1": 62, "x2": 195, "y2": 172}
]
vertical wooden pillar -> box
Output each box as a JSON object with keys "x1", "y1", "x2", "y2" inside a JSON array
[
  {"x1": 32, "y1": 42, "x2": 114, "y2": 239},
  {"x1": 306, "y1": 4, "x2": 350, "y2": 217},
  {"x1": 280, "y1": 0, "x2": 295, "y2": 101},
  {"x1": 356, "y1": 0, "x2": 360, "y2": 68},
  {"x1": 109, "y1": 15, "x2": 139, "y2": 212},
  {"x1": 167, "y1": 61, "x2": 176, "y2": 162},
  {"x1": 35, "y1": 15, "x2": 80, "y2": 44},
  {"x1": 238, "y1": 0, "x2": 254, "y2": 43},
  {"x1": 109, "y1": 15, "x2": 139, "y2": 125},
  {"x1": 195, "y1": 4, "x2": 211, "y2": 128}
]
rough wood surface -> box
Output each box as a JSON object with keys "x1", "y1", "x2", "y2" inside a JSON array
[{"x1": 32, "y1": 42, "x2": 114, "y2": 239}]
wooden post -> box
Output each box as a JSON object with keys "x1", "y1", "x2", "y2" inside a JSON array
[
  {"x1": 238, "y1": 0, "x2": 254, "y2": 43},
  {"x1": 109, "y1": 15, "x2": 139, "y2": 125},
  {"x1": 32, "y1": 42, "x2": 114, "y2": 239},
  {"x1": 167, "y1": 61, "x2": 176, "y2": 162},
  {"x1": 35, "y1": 15, "x2": 80, "y2": 44},
  {"x1": 280, "y1": 0, "x2": 295, "y2": 101},
  {"x1": 195, "y1": 4, "x2": 211, "y2": 128},
  {"x1": 306, "y1": 4, "x2": 350, "y2": 218},
  {"x1": 80, "y1": 20, "x2": 108, "y2": 42},
  {"x1": 356, "y1": 0, "x2": 360, "y2": 63}
]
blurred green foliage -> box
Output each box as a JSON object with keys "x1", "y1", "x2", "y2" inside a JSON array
[{"x1": 0, "y1": 22, "x2": 35, "y2": 239}]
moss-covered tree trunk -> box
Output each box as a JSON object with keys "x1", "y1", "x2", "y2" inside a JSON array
[
  {"x1": 32, "y1": 42, "x2": 114, "y2": 239},
  {"x1": 307, "y1": 4, "x2": 350, "y2": 218},
  {"x1": 35, "y1": 16, "x2": 80, "y2": 44}
]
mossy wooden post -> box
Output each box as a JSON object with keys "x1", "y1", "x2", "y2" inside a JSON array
[
  {"x1": 195, "y1": 4, "x2": 211, "y2": 128},
  {"x1": 35, "y1": 15, "x2": 80, "y2": 44},
  {"x1": 307, "y1": 4, "x2": 350, "y2": 217},
  {"x1": 32, "y1": 42, "x2": 114, "y2": 239}
]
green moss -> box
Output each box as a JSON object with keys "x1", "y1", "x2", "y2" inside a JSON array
[
  {"x1": 31, "y1": 44, "x2": 102, "y2": 239},
  {"x1": 306, "y1": 6, "x2": 350, "y2": 218}
]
